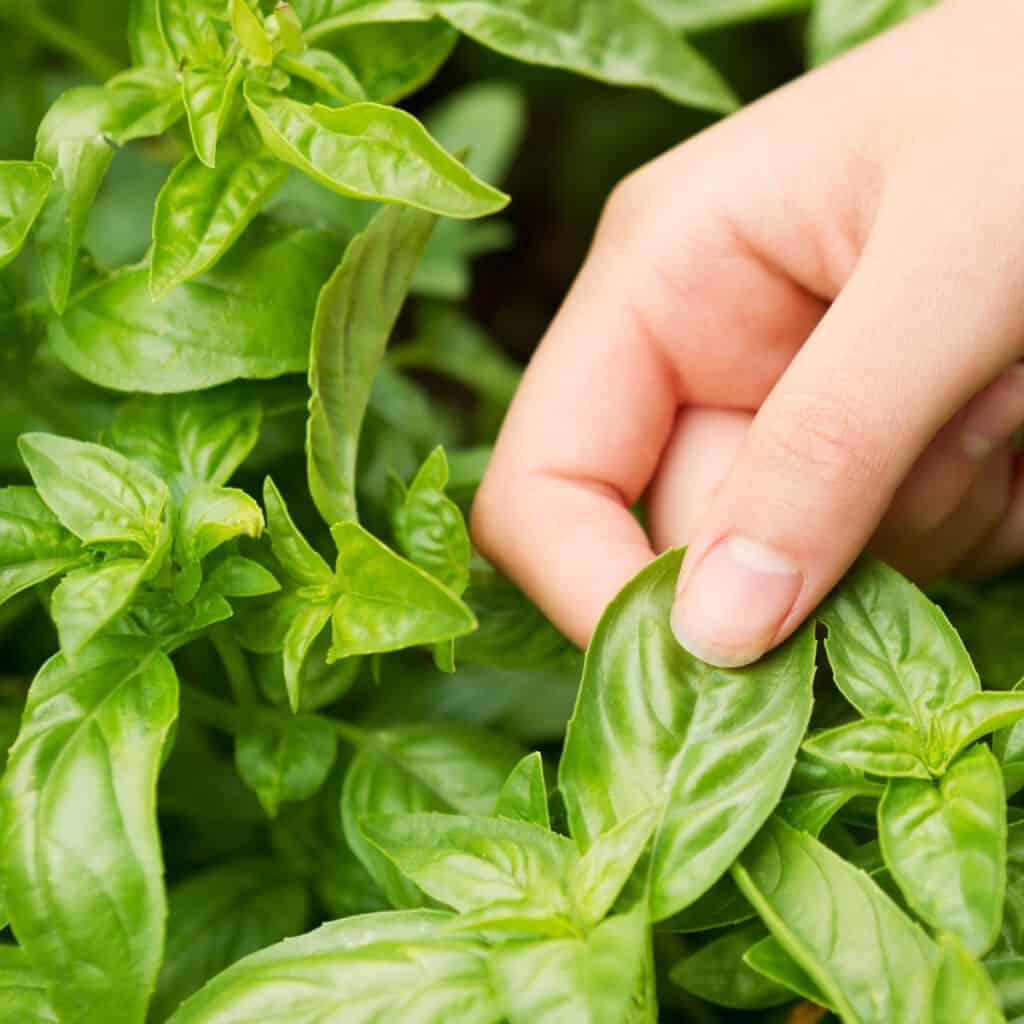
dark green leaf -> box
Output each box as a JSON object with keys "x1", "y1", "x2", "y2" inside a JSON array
[
  {"x1": 777, "y1": 751, "x2": 884, "y2": 835},
  {"x1": 559, "y1": 549, "x2": 815, "y2": 921},
  {"x1": 1, "y1": 637, "x2": 178, "y2": 1024}
]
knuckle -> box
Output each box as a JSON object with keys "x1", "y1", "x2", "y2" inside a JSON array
[{"x1": 595, "y1": 167, "x2": 658, "y2": 246}]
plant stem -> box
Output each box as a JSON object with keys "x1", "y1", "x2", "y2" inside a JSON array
[
  {"x1": 331, "y1": 718, "x2": 370, "y2": 747},
  {"x1": 181, "y1": 684, "x2": 240, "y2": 735},
  {"x1": 211, "y1": 627, "x2": 257, "y2": 705},
  {"x1": 21, "y1": 8, "x2": 119, "y2": 81}
]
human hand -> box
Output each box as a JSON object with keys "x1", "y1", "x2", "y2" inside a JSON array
[{"x1": 472, "y1": 0, "x2": 1024, "y2": 667}]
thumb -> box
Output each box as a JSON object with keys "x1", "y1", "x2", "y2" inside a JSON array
[{"x1": 669, "y1": 214, "x2": 1023, "y2": 667}]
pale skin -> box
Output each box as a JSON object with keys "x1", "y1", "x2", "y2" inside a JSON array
[{"x1": 471, "y1": 0, "x2": 1024, "y2": 668}]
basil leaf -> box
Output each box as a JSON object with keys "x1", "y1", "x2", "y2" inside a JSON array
[
  {"x1": 282, "y1": 603, "x2": 335, "y2": 712},
  {"x1": 363, "y1": 812, "x2": 577, "y2": 926},
  {"x1": 393, "y1": 447, "x2": 470, "y2": 594},
  {"x1": 821, "y1": 557, "x2": 979, "y2": 728},
  {"x1": 808, "y1": 0, "x2": 938, "y2": 66},
  {"x1": 280, "y1": 48, "x2": 368, "y2": 101},
  {"x1": 245, "y1": 82, "x2": 508, "y2": 218},
  {"x1": 19, "y1": 433, "x2": 169, "y2": 551},
  {"x1": 235, "y1": 713, "x2": 338, "y2": 816},
  {"x1": 802, "y1": 716, "x2": 934, "y2": 779},
  {"x1": 669, "y1": 923, "x2": 792, "y2": 1010},
  {"x1": 743, "y1": 935, "x2": 831, "y2": 1008},
  {"x1": 130, "y1": 0, "x2": 174, "y2": 66},
  {"x1": 181, "y1": 61, "x2": 245, "y2": 169},
  {"x1": 995, "y1": 713, "x2": 1024, "y2": 798},
  {"x1": 158, "y1": 0, "x2": 228, "y2": 62},
  {"x1": 0, "y1": 161, "x2": 51, "y2": 268},
  {"x1": 304, "y1": 1, "x2": 738, "y2": 113},
  {"x1": 257, "y1": 634, "x2": 361, "y2": 712},
  {"x1": 987, "y1": 957, "x2": 1024, "y2": 1021},
  {"x1": 0, "y1": 946, "x2": 59, "y2": 1024},
  {"x1": 205, "y1": 555, "x2": 281, "y2": 598},
  {"x1": 150, "y1": 860, "x2": 311, "y2": 1023},
  {"x1": 659, "y1": 874, "x2": 756, "y2": 933},
  {"x1": 341, "y1": 723, "x2": 523, "y2": 906},
  {"x1": 0, "y1": 486, "x2": 85, "y2": 608},
  {"x1": 230, "y1": 0, "x2": 274, "y2": 64},
  {"x1": 165, "y1": 911, "x2": 501, "y2": 1024},
  {"x1": 998, "y1": 822, "x2": 1024, "y2": 957},
  {"x1": 1, "y1": 638, "x2": 178, "y2": 1024},
  {"x1": 642, "y1": 0, "x2": 810, "y2": 32},
  {"x1": 307, "y1": 202, "x2": 435, "y2": 525},
  {"x1": 777, "y1": 751, "x2": 884, "y2": 835},
  {"x1": 879, "y1": 743, "x2": 1006, "y2": 955},
  {"x1": 176, "y1": 484, "x2": 265, "y2": 565},
  {"x1": 733, "y1": 817, "x2": 936, "y2": 1023},
  {"x1": 111, "y1": 389, "x2": 263, "y2": 494},
  {"x1": 152, "y1": 165, "x2": 276, "y2": 311},
  {"x1": 942, "y1": 691, "x2": 1024, "y2": 759},
  {"x1": 491, "y1": 910, "x2": 648, "y2": 1024},
  {"x1": 51, "y1": 222, "x2": 339, "y2": 393},
  {"x1": 559, "y1": 549, "x2": 815, "y2": 921},
  {"x1": 494, "y1": 751, "x2": 550, "y2": 829},
  {"x1": 932, "y1": 933, "x2": 1007, "y2": 1024},
  {"x1": 263, "y1": 476, "x2": 333, "y2": 584},
  {"x1": 330, "y1": 522, "x2": 476, "y2": 659},
  {"x1": 52, "y1": 557, "x2": 149, "y2": 656}
]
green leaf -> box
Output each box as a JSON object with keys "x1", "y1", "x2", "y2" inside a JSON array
[
  {"x1": 341, "y1": 723, "x2": 523, "y2": 907},
  {"x1": 669, "y1": 924, "x2": 792, "y2": 1010},
  {"x1": 743, "y1": 936, "x2": 831, "y2": 1008},
  {"x1": 307, "y1": 202, "x2": 436, "y2": 526},
  {"x1": 150, "y1": 860, "x2": 311, "y2": 1024},
  {"x1": 987, "y1": 957, "x2": 1024, "y2": 1021},
  {"x1": 305, "y1": 1, "x2": 738, "y2": 113},
  {"x1": 802, "y1": 716, "x2": 934, "y2": 779},
  {"x1": 279, "y1": 48, "x2": 368, "y2": 101},
  {"x1": 165, "y1": 911, "x2": 501, "y2": 1024},
  {"x1": 130, "y1": 0, "x2": 174, "y2": 66},
  {"x1": 0, "y1": 946, "x2": 59, "y2": 1024},
  {"x1": 52, "y1": 557, "x2": 149, "y2": 656},
  {"x1": 363, "y1": 812, "x2": 577, "y2": 927},
  {"x1": 494, "y1": 751, "x2": 550, "y2": 829},
  {"x1": 245, "y1": 82, "x2": 509, "y2": 218},
  {"x1": 205, "y1": 555, "x2": 281, "y2": 598},
  {"x1": 330, "y1": 521, "x2": 476, "y2": 658},
  {"x1": 942, "y1": 691, "x2": 1024, "y2": 759},
  {"x1": 181, "y1": 61, "x2": 246, "y2": 169},
  {"x1": 170, "y1": 177, "x2": 260, "y2": 269},
  {"x1": 111, "y1": 389, "x2": 263, "y2": 494},
  {"x1": 158, "y1": 0, "x2": 229, "y2": 62},
  {"x1": 235, "y1": 713, "x2": 338, "y2": 816},
  {"x1": 176, "y1": 483, "x2": 265, "y2": 565},
  {"x1": 808, "y1": 0, "x2": 938, "y2": 65},
  {"x1": 820, "y1": 558, "x2": 980, "y2": 728},
  {"x1": 0, "y1": 486, "x2": 85, "y2": 608},
  {"x1": 879, "y1": 744, "x2": 1006, "y2": 955},
  {"x1": 933, "y1": 933, "x2": 1007, "y2": 1024},
  {"x1": 642, "y1": 0, "x2": 811, "y2": 31},
  {"x1": 19, "y1": 433, "x2": 169, "y2": 550},
  {"x1": 659, "y1": 874, "x2": 756, "y2": 933},
  {"x1": 257, "y1": 632, "x2": 361, "y2": 711},
  {"x1": 777, "y1": 751, "x2": 884, "y2": 835},
  {"x1": 0, "y1": 161, "x2": 51, "y2": 268},
  {"x1": 995, "y1": 708, "x2": 1024, "y2": 798},
  {"x1": 282, "y1": 603, "x2": 335, "y2": 712},
  {"x1": 393, "y1": 447, "x2": 470, "y2": 594},
  {"x1": 1, "y1": 637, "x2": 178, "y2": 1024},
  {"x1": 559, "y1": 549, "x2": 816, "y2": 921},
  {"x1": 230, "y1": 0, "x2": 274, "y2": 63},
  {"x1": 263, "y1": 476, "x2": 334, "y2": 584},
  {"x1": 733, "y1": 817, "x2": 936, "y2": 1023},
  {"x1": 491, "y1": 910, "x2": 648, "y2": 1024}
]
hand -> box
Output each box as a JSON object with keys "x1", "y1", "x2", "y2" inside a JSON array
[{"x1": 471, "y1": 0, "x2": 1024, "y2": 667}]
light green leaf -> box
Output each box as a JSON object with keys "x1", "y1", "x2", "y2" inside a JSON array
[
  {"x1": 330, "y1": 521, "x2": 476, "y2": 659},
  {"x1": 363, "y1": 812, "x2": 576, "y2": 925},
  {"x1": 559, "y1": 549, "x2": 816, "y2": 922},
  {"x1": 51, "y1": 222, "x2": 339, "y2": 393},
  {"x1": 165, "y1": 911, "x2": 501, "y2": 1024},
  {"x1": 995, "y1": 712, "x2": 1024, "y2": 798},
  {"x1": 743, "y1": 936, "x2": 831, "y2": 1008},
  {"x1": 19, "y1": 433, "x2": 169, "y2": 550},
  {"x1": 659, "y1": 874, "x2": 755, "y2": 933},
  {"x1": 820, "y1": 557, "x2": 979, "y2": 727},
  {"x1": 879, "y1": 743, "x2": 1007, "y2": 955},
  {"x1": 777, "y1": 750, "x2": 884, "y2": 835},
  {"x1": 130, "y1": 0, "x2": 174, "y2": 67},
  {"x1": 256, "y1": 632, "x2": 361, "y2": 711},
  {"x1": 235, "y1": 713, "x2": 338, "y2": 816},
  {"x1": 669, "y1": 924, "x2": 792, "y2": 1010},
  {"x1": 642, "y1": 0, "x2": 810, "y2": 30},
  {"x1": 205, "y1": 555, "x2": 281, "y2": 598},
  {"x1": 943, "y1": 692, "x2": 1024, "y2": 760},
  {"x1": 176, "y1": 484, "x2": 265, "y2": 565},
  {"x1": 52, "y1": 558, "x2": 149, "y2": 656},
  {"x1": 933, "y1": 934, "x2": 1007, "y2": 1024},
  {"x1": 158, "y1": 0, "x2": 228, "y2": 62},
  {"x1": 282, "y1": 602, "x2": 334, "y2": 712},
  {"x1": 808, "y1": 0, "x2": 938, "y2": 65},
  {"x1": 307, "y1": 202, "x2": 436, "y2": 526},
  {"x1": 494, "y1": 751, "x2": 550, "y2": 828},
  {"x1": 491, "y1": 910, "x2": 648, "y2": 1024},
  {"x1": 263, "y1": 476, "x2": 333, "y2": 584},
  {"x1": 245, "y1": 82, "x2": 509, "y2": 218},
  {"x1": 393, "y1": 447, "x2": 470, "y2": 594},
  {"x1": 305, "y1": 0, "x2": 738, "y2": 113},
  {"x1": 279, "y1": 48, "x2": 368, "y2": 101},
  {"x1": 149, "y1": 123, "x2": 284, "y2": 299},
  {"x1": 150, "y1": 860, "x2": 311, "y2": 1024},
  {"x1": 0, "y1": 486, "x2": 84, "y2": 608},
  {"x1": 341, "y1": 723, "x2": 524, "y2": 907},
  {"x1": 733, "y1": 817, "x2": 936, "y2": 1024},
  {"x1": 111, "y1": 389, "x2": 263, "y2": 494},
  {"x1": 182, "y1": 61, "x2": 246, "y2": 168},
  {"x1": 802, "y1": 716, "x2": 934, "y2": 779},
  {"x1": 0, "y1": 637, "x2": 178, "y2": 1024},
  {"x1": 230, "y1": 0, "x2": 274, "y2": 63},
  {"x1": 0, "y1": 161, "x2": 52, "y2": 268},
  {"x1": 0, "y1": 946, "x2": 59, "y2": 1024}
]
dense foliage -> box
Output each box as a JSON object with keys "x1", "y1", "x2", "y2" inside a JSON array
[{"x1": 4, "y1": 1, "x2": 1023, "y2": 1022}]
